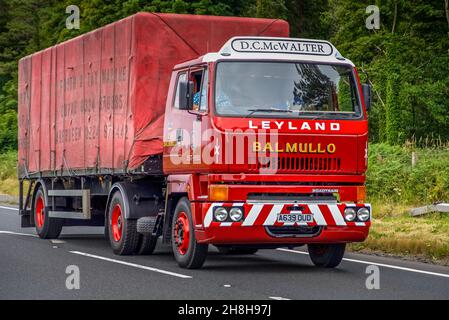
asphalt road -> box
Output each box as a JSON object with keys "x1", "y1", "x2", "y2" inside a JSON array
[{"x1": 1, "y1": 205, "x2": 449, "y2": 300}]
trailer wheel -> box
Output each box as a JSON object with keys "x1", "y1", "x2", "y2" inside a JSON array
[
  {"x1": 171, "y1": 197, "x2": 208, "y2": 269},
  {"x1": 216, "y1": 246, "x2": 258, "y2": 255},
  {"x1": 33, "y1": 187, "x2": 63, "y2": 239},
  {"x1": 108, "y1": 191, "x2": 139, "y2": 255},
  {"x1": 135, "y1": 234, "x2": 158, "y2": 255},
  {"x1": 308, "y1": 243, "x2": 346, "y2": 268}
]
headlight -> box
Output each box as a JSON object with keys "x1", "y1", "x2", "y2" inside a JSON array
[
  {"x1": 357, "y1": 208, "x2": 370, "y2": 222},
  {"x1": 229, "y1": 207, "x2": 243, "y2": 222},
  {"x1": 214, "y1": 207, "x2": 228, "y2": 222},
  {"x1": 344, "y1": 207, "x2": 357, "y2": 221}
]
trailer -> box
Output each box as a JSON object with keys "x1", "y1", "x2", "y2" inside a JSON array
[{"x1": 18, "y1": 12, "x2": 372, "y2": 269}]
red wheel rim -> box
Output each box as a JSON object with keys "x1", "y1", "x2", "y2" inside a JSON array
[
  {"x1": 111, "y1": 204, "x2": 123, "y2": 242},
  {"x1": 174, "y1": 212, "x2": 190, "y2": 255},
  {"x1": 35, "y1": 195, "x2": 45, "y2": 229}
]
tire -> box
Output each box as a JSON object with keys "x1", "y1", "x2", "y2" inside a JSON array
[
  {"x1": 308, "y1": 243, "x2": 346, "y2": 268},
  {"x1": 171, "y1": 197, "x2": 208, "y2": 269},
  {"x1": 107, "y1": 191, "x2": 139, "y2": 255},
  {"x1": 33, "y1": 187, "x2": 63, "y2": 239},
  {"x1": 216, "y1": 246, "x2": 258, "y2": 255},
  {"x1": 135, "y1": 234, "x2": 158, "y2": 255}
]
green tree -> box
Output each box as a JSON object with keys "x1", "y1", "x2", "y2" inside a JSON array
[
  {"x1": 286, "y1": 0, "x2": 330, "y2": 38},
  {"x1": 385, "y1": 70, "x2": 403, "y2": 144},
  {"x1": 245, "y1": 0, "x2": 288, "y2": 19},
  {"x1": 0, "y1": 0, "x2": 448, "y2": 150},
  {"x1": 326, "y1": 0, "x2": 449, "y2": 145}
]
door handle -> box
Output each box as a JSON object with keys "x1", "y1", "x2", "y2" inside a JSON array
[{"x1": 176, "y1": 129, "x2": 183, "y2": 143}]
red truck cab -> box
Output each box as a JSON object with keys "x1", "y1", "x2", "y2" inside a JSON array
[{"x1": 162, "y1": 37, "x2": 371, "y2": 267}]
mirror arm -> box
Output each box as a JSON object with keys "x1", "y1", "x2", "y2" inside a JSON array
[{"x1": 187, "y1": 109, "x2": 207, "y2": 121}]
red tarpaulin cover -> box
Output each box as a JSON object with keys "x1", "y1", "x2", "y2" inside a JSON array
[{"x1": 18, "y1": 12, "x2": 289, "y2": 177}]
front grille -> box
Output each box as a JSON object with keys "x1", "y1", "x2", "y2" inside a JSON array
[
  {"x1": 248, "y1": 156, "x2": 341, "y2": 173},
  {"x1": 266, "y1": 226, "x2": 322, "y2": 238}
]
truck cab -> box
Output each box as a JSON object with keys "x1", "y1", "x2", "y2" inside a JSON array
[{"x1": 162, "y1": 37, "x2": 371, "y2": 268}]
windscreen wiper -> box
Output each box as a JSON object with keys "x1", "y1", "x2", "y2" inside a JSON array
[
  {"x1": 308, "y1": 112, "x2": 357, "y2": 120},
  {"x1": 245, "y1": 107, "x2": 293, "y2": 118}
]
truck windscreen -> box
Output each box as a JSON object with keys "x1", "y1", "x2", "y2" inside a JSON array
[{"x1": 214, "y1": 61, "x2": 363, "y2": 119}]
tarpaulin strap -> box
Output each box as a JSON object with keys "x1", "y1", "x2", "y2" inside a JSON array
[
  {"x1": 257, "y1": 19, "x2": 282, "y2": 36},
  {"x1": 62, "y1": 152, "x2": 76, "y2": 177},
  {"x1": 151, "y1": 13, "x2": 200, "y2": 56},
  {"x1": 123, "y1": 17, "x2": 135, "y2": 172}
]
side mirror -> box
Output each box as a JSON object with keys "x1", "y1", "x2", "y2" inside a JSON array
[
  {"x1": 362, "y1": 83, "x2": 372, "y2": 112},
  {"x1": 179, "y1": 80, "x2": 194, "y2": 111}
]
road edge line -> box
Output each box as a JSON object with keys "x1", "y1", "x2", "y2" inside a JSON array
[
  {"x1": 277, "y1": 248, "x2": 449, "y2": 279},
  {"x1": 0, "y1": 231, "x2": 38, "y2": 237}
]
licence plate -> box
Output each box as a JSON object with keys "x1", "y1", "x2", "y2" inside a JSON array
[{"x1": 277, "y1": 213, "x2": 314, "y2": 223}]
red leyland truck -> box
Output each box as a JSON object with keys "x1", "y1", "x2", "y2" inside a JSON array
[{"x1": 18, "y1": 13, "x2": 372, "y2": 269}]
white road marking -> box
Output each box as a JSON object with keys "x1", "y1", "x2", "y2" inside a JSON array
[
  {"x1": 0, "y1": 206, "x2": 19, "y2": 215},
  {"x1": 50, "y1": 239, "x2": 65, "y2": 244},
  {"x1": 269, "y1": 296, "x2": 291, "y2": 300},
  {"x1": 0, "y1": 230, "x2": 37, "y2": 237},
  {"x1": 0, "y1": 206, "x2": 19, "y2": 211},
  {"x1": 277, "y1": 248, "x2": 449, "y2": 279},
  {"x1": 69, "y1": 251, "x2": 192, "y2": 279},
  {"x1": 277, "y1": 248, "x2": 308, "y2": 255}
]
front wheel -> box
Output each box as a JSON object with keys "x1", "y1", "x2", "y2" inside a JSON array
[
  {"x1": 308, "y1": 243, "x2": 346, "y2": 268},
  {"x1": 171, "y1": 197, "x2": 208, "y2": 269}
]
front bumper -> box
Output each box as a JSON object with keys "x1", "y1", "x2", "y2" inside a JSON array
[{"x1": 194, "y1": 202, "x2": 371, "y2": 245}]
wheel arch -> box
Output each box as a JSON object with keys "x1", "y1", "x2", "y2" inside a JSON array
[
  {"x1": 105, "y1": 181, "x2": 165, "y2": 220},
  {"x1": 162, "y1": 192, "x2": 188, "y2": 244},
  {"x1": 105, "y1": 183, "x2": 130, "y2": 221}
]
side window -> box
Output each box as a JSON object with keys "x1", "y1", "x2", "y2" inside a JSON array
[
  {"x1": 191, "y1": 69, "x2": 208, "y2": 112},
  {"x1": 173, "y1": 73, "x2": 187, "y2": 109},
  {"x1": 199, "y1": 70, "x2": 209, "y2": 111}
]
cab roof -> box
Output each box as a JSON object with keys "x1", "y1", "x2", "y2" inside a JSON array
[{"x1": 175, "y1": 37, "x2": 355, "y2": 68}]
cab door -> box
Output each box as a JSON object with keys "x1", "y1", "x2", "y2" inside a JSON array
[{"x1": 163, "y1": 66, "x2": 210, "y2": 173}]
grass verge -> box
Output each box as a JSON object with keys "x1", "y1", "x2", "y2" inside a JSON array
[
  {"x1": 352, "y1": 144, "x2": 449, "y2": 265},
  {"x1": 349, "y1": 201, "x2": 449, "y2": 265},
  {"x1": 0, "y1": 150, "x2": 19, "y2": 196}
]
